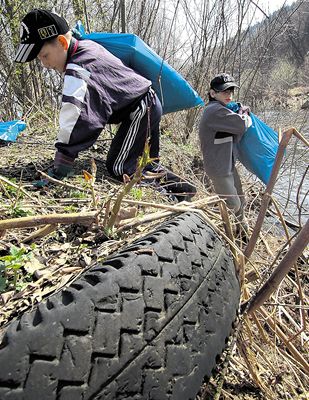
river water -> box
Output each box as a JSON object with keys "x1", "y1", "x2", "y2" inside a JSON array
[{"x1": 245, "y1": 108, "x2": 308, "y2": 228}]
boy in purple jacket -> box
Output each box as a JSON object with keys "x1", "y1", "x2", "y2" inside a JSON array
[{"x1": 15, "y1": 9, "x2": 196, "y2": 201}]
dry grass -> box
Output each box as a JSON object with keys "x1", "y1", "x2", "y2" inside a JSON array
[{"x1": 0, "y1": 118, "x2": 308, "y2": 400}]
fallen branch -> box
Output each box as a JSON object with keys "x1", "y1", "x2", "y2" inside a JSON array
[
  {"x1": 119, "y1": 196, "x2": 219, "y2": 209},
  {"x1": 22, "y1": 224, "x2": 58, "y2": 243},
  {"x1": 219, "y1": 200, "x2": 241, "y2": 279},
  {"x1": 257, "y1": 306, "x2": 309, "y2": 374},
  {"x1": 117, "y1": 209, "x2": 175, "y2": 232},
  {"x1": 0, "y1": 174, "x2": 34, "y2": 200},
  {"x1": 117, "y1": 204, "x2": 219, "y2": 233},
  {"x1": 244, "y1": 128, "x2": 294, "y2": 260},
  {"x1": 37, "y1": 170, "x2": 87, "y2": 192},
  {"x1": 0, "y1": 211, "x2": 98, "y2": 230},
  {"x1": 237, "y1": 333, "x2": 274, "y2": 399},
  {"x1": 245, "y1": 219, "x2": 308, "y2": 314}
]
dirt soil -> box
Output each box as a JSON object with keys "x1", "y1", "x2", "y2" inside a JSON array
[{"x1": 0, "y1": 124, "x2": 308, "y2": 400}]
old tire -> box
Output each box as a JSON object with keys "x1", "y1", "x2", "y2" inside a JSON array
[{"x1": 0, "y1": 212, "x2": 240, "y2": 400}]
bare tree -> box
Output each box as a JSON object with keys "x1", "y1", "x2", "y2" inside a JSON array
[{"x1": 0, "y1": 0, "x2": 308, "y2": 130}]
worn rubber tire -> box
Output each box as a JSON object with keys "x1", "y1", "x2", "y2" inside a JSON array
[{"x1": 0, "y1": 212, "x2": 240, "y2": 400}]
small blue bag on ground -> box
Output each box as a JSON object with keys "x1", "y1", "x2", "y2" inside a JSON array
[
  {"x1": 75, "y1": 23, "x2": 204, "y2": 114},
  {"x1": 0, "y1": 120, "x2": 26, "y2": 142},
  {"x1": 226, "y1": 102, "x2": 279, "y2": 185}
]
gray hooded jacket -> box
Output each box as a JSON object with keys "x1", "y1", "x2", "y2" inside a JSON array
[{"x1": 198, "y1": 101, "x2": 251, "y2": 177}]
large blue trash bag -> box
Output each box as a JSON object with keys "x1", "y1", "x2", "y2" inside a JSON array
[
  {"x1": 226, "y1": 102, "x2": 279, "y2": 185},
  {"x1": 0, "y1": 120, "x2": 26, "y2": 142},
  {"x1": 74, "y1": 22, "x2": 204, "y2": 114}
]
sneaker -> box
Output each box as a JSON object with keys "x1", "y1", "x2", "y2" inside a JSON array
[
  {"x1": 140, "y1": 172, "x2": 178, "y2": 202},
  {"x1": 144, "y1": 162, "x2": 197, "y2": 202}
]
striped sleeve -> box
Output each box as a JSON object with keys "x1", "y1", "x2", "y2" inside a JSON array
[
  {"x1": 56, "y1": 63, "x2": 91, "y2": 145},
  {"x1": 54, "y1": 63, "x2": 109, "y2": 163}
]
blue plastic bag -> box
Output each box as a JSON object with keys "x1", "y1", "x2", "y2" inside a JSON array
[
  {"x1": 75, "y1": 23, "x2": 204, "y2": 114},
  {"x1": 0, "y1": 120, "x2": 26, "y2": 142},
  {"x1": 237, "y1": 113, "x2": 279, "y2": 185},
  {"x1": 226, "y1": 102, "x2": 279, "y2": 185}
]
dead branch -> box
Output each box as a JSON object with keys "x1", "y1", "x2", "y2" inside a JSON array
[
  {"x1": 0, "y1": 211, "x2": 98, "y2": 230},
  {"x1": 38, "y1": 170, "x2": 87, "y2": 192},
  {"x1": 237, "y1": 334, "x2": 274, "y2": 398},
  {"x1": 22, "y1": 224, "x2": 58, "y2": 243},
  {"x1": 219, "y1": 200, "x2": 241, "y2": 278},
  {"x1": 244, "y1": 128, "x2": 294, "y2": 260},
  {"x1": 0, "y1": 174, "x2": 34, "y2": 200},
  {"x1": 245, "y1": 218, "x2": 308, "y2": 314},
  {"x1": 118, "y1": 195, "x2": 219, "y2": 209},
  {"x1": 257, "y1": 306, "x2": 309, "y2": 374},
  {"x1": 292, "y1": 128, "x2": 309, "y2": 147},
  {"x1": 117, "y1": 209, "x2": 175, "y2": 232}
]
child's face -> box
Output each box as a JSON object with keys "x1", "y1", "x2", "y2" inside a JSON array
[
  {"x1": 210, "y1": 88, "x2": 235, "y2": 105},
  {"x1": 38, "y1": 39, "x2": 67, "y2": 73}
]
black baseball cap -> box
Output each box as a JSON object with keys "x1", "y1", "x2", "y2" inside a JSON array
[
  {"x1": 14, "y1": 9, "x2": 69, "y2": 63},
  {"x1": 210, "y1": 73, "x2": 239, "y2": 92}
]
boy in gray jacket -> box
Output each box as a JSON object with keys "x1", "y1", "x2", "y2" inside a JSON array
[{"x1": 199, "y1": 73, "x2": 252, "y2": 230}]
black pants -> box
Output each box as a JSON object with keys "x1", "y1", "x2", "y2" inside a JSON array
[{"x1": 106, "y1": 88, "x2": 162, "y2": 180}]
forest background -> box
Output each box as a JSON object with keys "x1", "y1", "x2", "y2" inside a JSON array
[{"x1": 1, "y1": 0, "x2": 309, "y2": 135}]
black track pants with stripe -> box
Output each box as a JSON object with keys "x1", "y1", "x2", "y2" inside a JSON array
[{"x1": 106, "y1": 89, "x2": 162, "y2": 180}]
